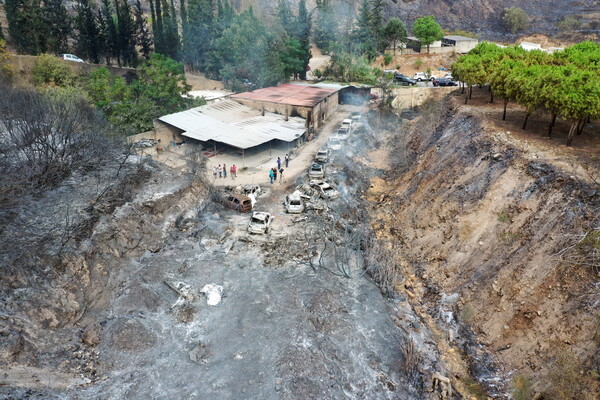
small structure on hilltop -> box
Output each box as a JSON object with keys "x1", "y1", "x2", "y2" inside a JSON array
[
  {"x1": 441, "y1": 35, "x2": 478, "y2": 53},
  {"x1": 406, "y1": 35, "x2": 478, "y2": 54}
]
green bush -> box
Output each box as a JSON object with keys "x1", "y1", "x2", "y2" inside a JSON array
[
  {"x1": 414, "y1": 59, "x2": 424, "y2": 69},
  {"x1": 557, "y1": 16, "x2": 582, "y2": 31},
  {"x1": 32, "y1": 54, "x2": 74, "y2": 87},
  {"x1": 383, "y1": 53, "x2": 393, "y2": 65},
  {"x1": 502, "y1": 7, "x2": 529, "y2": 34}
]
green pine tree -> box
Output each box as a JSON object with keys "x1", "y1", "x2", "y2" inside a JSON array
[
  {"x1": 134, "y1": 0, "x2": 153, "y2": 59},
  {"x1": 5, "y1": 0, "x2": 46, "y2": 54},
  {"x1": 296, "y1": 0, "x2": 311, "y2": 80},
  {"x1": 74, "y1": 0, "x2": 101, "y2": 63},
  {"x1": 43, "y1": 0, "x2": 71, "y2": 54}
]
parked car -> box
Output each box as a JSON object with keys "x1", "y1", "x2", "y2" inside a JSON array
[
  {"x1": 350, "y1": 112, "x2": 362, "y2": 122},
  {"x1": 315, "y1": 147, "x2": 331, "y2": 163},
  {"x1": 247, "y1": 212, "x2": 273, "y2": 234},
  {"x1": 443, "y1": 73, "x2": 454, "y2": 80},
  {"x1": 310, "y1": 180, "x2": 339, "y2": 200},
  {"x1": 413, "y1": 72, "x2": 436, "y2": 82},
  {"x1": 222, "y1": 193, "x2": 253, "y2": 212},
  {"x1": 336, "y1": 127, "x2": 350, "y2": 142},
  {"x1": 327, "y1": 136, "x2": 342, "y2": 152},
  {"x1": 284, "y1": 191, "x2": 305, "y2": 214},
  {"x1": 62, "y1": 54, "x2": 84, "y2": 63},
  {"x1": 433, "y1": 78, "x2": 458, "y2": 87},
  {"x1": 341, "y1": 118, "x2": 354, "y2": 132},
  {"x1": 308, "y1": 163, "x2": 325, "y2": 179},
  {"x1": 394, "y1": 74, "x2": 417, "y2": 86}
]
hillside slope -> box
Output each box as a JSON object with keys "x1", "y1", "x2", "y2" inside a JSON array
[{"x1": 368, "y1": 94, "x2": 600, "y2": 398}]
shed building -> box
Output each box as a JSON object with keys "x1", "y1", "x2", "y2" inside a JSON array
[
  {"x1": 407, "y1": 36, "x2": 442, "y2": 53},
  {"x1": 230, "y1": 83, "x2": 339, "y2": 129},
  {"x1": 155, "y1": 99, "x2": 307, "y2": 161},
  {"x1": 442, "y1": 35, "x2": 478, "y2": 53}
]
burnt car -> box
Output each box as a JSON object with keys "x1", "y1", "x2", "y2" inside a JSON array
[
  {"x1": 433, "y1": 78, "x2": 458, "y2": 87},
  {"x1": 247, "y1": 211, "x2": 273, "y2": 234},
  {"x1": 308, "y1": 163, "x2": 325, "y2": 179},
  {"x1": 222, "y1": 193, "x2": 253, "y2": 212},
  {"x1": 284, "y1": 191, "x2": 305, "y2": 214},
  {"x1": 315, "y1": 147, "x2": 331, "y2": 163},
  {"x1": 310, "y1": 180, "x2": 339, "y2": 200}
]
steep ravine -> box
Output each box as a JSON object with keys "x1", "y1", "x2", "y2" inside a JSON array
[{"x1": 369, "y1": 97, "x2": 600, "y2": 398}]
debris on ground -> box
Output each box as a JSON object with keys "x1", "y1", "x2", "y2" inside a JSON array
[
  {"x1": 188, "y1": 342, "x2": 209, "y2": 364},
  {"x1": 164, "y1": 279, "x2": 196, "y2": 303},
  {"x1": 200, "y1": 284, "x2": 224, "y2": 305}
]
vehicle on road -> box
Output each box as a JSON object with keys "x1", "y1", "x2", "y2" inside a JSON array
[
  {"x1": 315, "y1": 147, "x2": 331, "y2": 163},
  {"x1": 433, "y1": 78, "x2": 458, "y2": 87},
  {"x1": 327, "y1": 136, "x2": 342, "y2": 152},
  {"x1": 222, "y1": 193, "x2": 253, "y2": 212},
  {"x1": 341, "y1": 119, "x2": 354, "y2": 132},
  {"x1": 247, "y1": 211, "x2": 273, "y2": 234},
  {"x1": 336, "y1": 127, "x2": 350, "y2": 142},
  {"x1": 284, "y1": 191, "x2": 305, "y2": 214},
  {"x1": 310, "y1": 180, "x2": 339, "y2": 200},
  {"x1": 413, "y1": 72, "x2": 436, "y2": 82},
  {"x1": 308, "y1": 163, "x2": 325, "y2": 179},
  {"x1": 62, "y1": 54, "x2": 84, "y2": 63},
  {"x1": 350, "y1": 112, "x2": 362, "y2": 122},
  {"x1": 394, "y1": 74, "x2": 417, "y2": 86}
]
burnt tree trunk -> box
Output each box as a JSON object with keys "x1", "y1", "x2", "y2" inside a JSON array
[
  {"x1": 576, "y1": 119, "x2": 585, "y2": 135},
  {"x1": 566, "y1": 121, "x2": 578, "y2": 146},
  {"x1": 522, "y1": 113, "x2": 530, "y2": 130},
  {"x1": 503, "y1": 98, "x2": 508, "y2": 121},
  {"x1": 490, "y1": 89, "x2": 494, "y2": 104},
  {"x1": 547, "y1": 113, "x2": 557, "y2": 137},
  {"x1": 469, "y1": 85, "x2": 473, "y2": 99}
]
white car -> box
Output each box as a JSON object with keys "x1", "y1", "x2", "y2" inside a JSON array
[
  {"x1": 247, "y1": 212, "x2": 273, "y2": 234},
  {"x1": 327, "y1": 136, "x2": 342, "y2": 152},
  {"x1": 62, "y1": 54, "x2": 84, "y2": 63},
  {"x1": 336, "y1": 127, "x2": 350, "y2": 142},
  {"x1": 315, "y1": 147, "x2": 331, "y2": 163},
  {"x1": 350, "y1": 112, "x2": 362, "y2": 122},
  {"x1": 341, "y1": 119, "x2": 354, "y2": 132},
  {"x1": 284, "y1": 191, "x2": 305, "y2": 214},
  {"x1": 308, "y1": 163, "x2": 325, "y2": 179},
  {"x1": 413, "y1": 72, "x2": 436, "y2": 82},
  {"x1": 310, "y1": 180, "x2": 339, "y2": 200}
]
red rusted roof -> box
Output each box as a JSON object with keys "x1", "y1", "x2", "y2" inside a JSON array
[{"x1": 231, "y1": 83, "x2": 337, "y2": 107}]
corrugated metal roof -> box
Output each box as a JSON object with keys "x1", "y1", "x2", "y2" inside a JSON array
[
  {"x1": 230, "y1": 83, "x2": 337, "y2": 107},
  {"x1": 158, "y1": 100, "x2": 306, "y2": 149},
  {"x1": 443, "y1": 35, "x2": 478, "y2": 42}
]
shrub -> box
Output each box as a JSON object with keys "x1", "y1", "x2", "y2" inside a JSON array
[
  {"x1": 414, "y1": 59, "x2": 424, "y2": 69},
  {"x1": 502, "y1": 7, "x2": 529, "y2": 34},
  {"x1": 383, "y1": 53, "x2": 393, "y2": 65},
  {"x1": 557, "y1": 16, "x2": 582, "y2": 31},
  {"x1": 32, "y1": 54, "x2": 74, "y2": 87}
]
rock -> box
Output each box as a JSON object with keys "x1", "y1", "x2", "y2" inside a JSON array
[
  {"x1": 189, "y1": 343, "x2": 209, "y2": 364},
  {"x1": 82, "y1": 324, "x2": 101, "y2": 347}
]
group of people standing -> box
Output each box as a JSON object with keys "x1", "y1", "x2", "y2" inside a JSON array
[
  {"x1": 269, "y1": 154, "x2": 289, "y2": 184},
  {"x1": 213, "y1": 164, "x2": 237, "y2": 180},
  {"x1": 210, "y1": 154, "x2": 290, "y2": 184}
]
